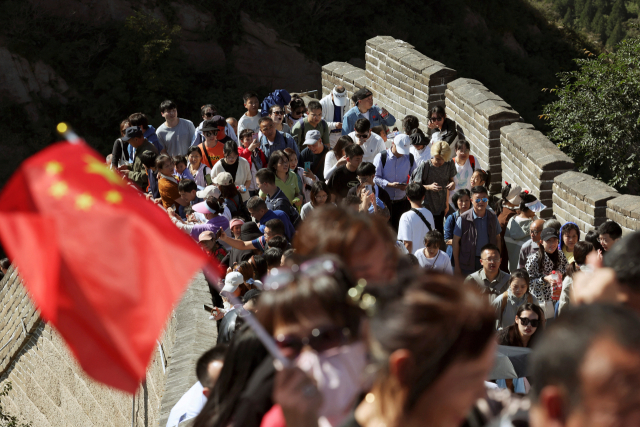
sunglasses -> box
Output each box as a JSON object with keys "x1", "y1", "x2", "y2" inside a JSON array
[
  {"x1": 275, "y1": 325, "x2": 350, "y2": 357},
  {"x1": 204, "y1": 112, "x2": 215, "y2": 117},
  {"x1": 292, "y1": 109, "x2": 306, "y2": 116},
  {"x1": 518, "y1": 317, "x2": 540, "y2": 328},
  {"x1": 355, "y1": 133, "x2": 369, "y2": 139},
  {"x1": 429, "y1": 116, "x2": 444, "y2": 122},
  {"x1": 474, "y1": 198, "x2": 489, "y2": 203},
  {"x1": 203, "y1": 130, "x2": 219, "y2": 137},
  {"x1": 271, "y1": 111, "x2": 284, "y2": 115}
]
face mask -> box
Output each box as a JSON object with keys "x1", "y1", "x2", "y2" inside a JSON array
[
  {"x1": 217, "y1": 126, "x2": 226, "y2": 140},
  {"x1": 295, "y1": 341, "x2": 367, "y2": 427}
]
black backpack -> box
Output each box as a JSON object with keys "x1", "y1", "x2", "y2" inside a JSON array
[{"x1": 380, "y1": 150, "x2": 414, "y2": 169}]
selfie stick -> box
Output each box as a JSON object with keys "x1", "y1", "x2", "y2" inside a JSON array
[{"x1": 202, "y1": 264, "x2": 290, "y2": 367}]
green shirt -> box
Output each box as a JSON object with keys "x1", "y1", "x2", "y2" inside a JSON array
[
  {"x1": 291, "y1": 118, "x2": 330, "y2": 151},
  {"x1": 259, "y1": 170, "x2": 301, "y2": 207}
]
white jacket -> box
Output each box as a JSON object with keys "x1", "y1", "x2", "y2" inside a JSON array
[
  {"x1": 320, "y1": 94, "x2": 347, "y2": 131},
  {"x1": 210, "y1": 157, "x2": 252, "y2": 201}
]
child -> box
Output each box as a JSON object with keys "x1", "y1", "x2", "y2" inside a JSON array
[
  {"x1": 414, "y1": 230, "x2": 453, "y2": 274},
  {"x1": 174, "y1": 155, "x2": 194, "y2": 181},
  {"x1": 140, "y1": 150, "x2": 159, "y2": 201},
  {"x1": 237, "y1": 91, "x2": 261, "y2": 135}
]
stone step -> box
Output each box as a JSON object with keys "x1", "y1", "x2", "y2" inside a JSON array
[{"x1": 2, "y1": 366, "x2": 55, "y2": 427}]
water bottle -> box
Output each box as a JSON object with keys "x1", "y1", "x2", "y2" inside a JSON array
[
  {"x1": 236, "y1": 185, "x2": 246, "y2": 193},
  {"x1": 374, "y1": 103, "x2": 388, "y2": 118},
  {"x1": 550, "y1": 270, "x2": 562, "y2": 301}
]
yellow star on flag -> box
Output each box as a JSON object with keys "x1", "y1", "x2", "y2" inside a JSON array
[
  {"x1": 84, "y1": 155, "x2": 125, "y2": 187},
  {"x1": 49, "y1": 181, "x2": 68, "y2": 199},
  {"x1": 105, "y1": 190, "x2": 123, "y2": 204},
  {"x1": 45, "y1": 161, "x2": 64, "y2": 175},
  {"x1": 75, "y1": 193, "x2": 94, "y2": 211}
]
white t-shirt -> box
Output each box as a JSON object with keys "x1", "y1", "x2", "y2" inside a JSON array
[
  {"x1": 414, "y1": 249, "x2": 453, "y2": 274},
  {"x1": 348, "y1": 131, "x2": 386, "y2": 163},
  {"x1": 238, "y1": 112, "x2": 262, "y2": 135},
  {"x1": 410, "y1": 143, "x2": 433, "y2": 166},
  {"x1": 300, "y1": 202, "x2": 314, "y2": 220},
  {"x1": 397, "y1": 207, "x2": 435, "y2": 252},
  {"x1": 165, "y1": 381, "x2": 207, "y2": 427},
  {"x1": 450, "y1": 156, "x2": 483, "y2": 204}
]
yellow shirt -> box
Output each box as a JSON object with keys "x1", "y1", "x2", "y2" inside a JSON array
[{"x1": 562, "y1": 246, "x2": 574, "y2": 264}]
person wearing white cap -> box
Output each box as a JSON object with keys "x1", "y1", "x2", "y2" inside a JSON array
[
  {"x1": 373, "y1": 134, "x2": 416, "y2": 230},
  {"x1": 320, "y1": 85, "x2": 349, "y2": 148},
  {"x1": 299, "y1": 129, "x2": 329, "y2": 182}
]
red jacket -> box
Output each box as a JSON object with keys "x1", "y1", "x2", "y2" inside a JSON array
[{"x1": 239, "y1": 146, "x2": 267, "y2": 170}]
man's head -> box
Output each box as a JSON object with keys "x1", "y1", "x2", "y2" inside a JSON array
[
  {"x1": 0, "y1": 258, "x2": 9, "y2": 275},
  {"x1": 391, "y1": 134, "x2": 411, "y2": 157},
  {"x1": 178, "y1": 179, "x2": 198, "y2": 202},
  {"x1": 332, "y1": 85, "x2": 348, "y2": 107},
  {"x1": 128, "y1": 112, "x2": 150, "y2": 131},
  {"x1": 471, "y1": 186, "x2": 489, "y2": 215},
  {"x1": 530, "y1": 219, "x2": 545, "y2": 244},
  {"x1": 246, "y1": 196, "x2": 269, "y2": 221},
  {"x1": 353, "y1": 88, "x2": 373, "y2": 111},
  {"x1": 303, "y1": 129, "x2": 324, "y2": 154},
  {"x1": 226, "y1": 117, "x2": 238, "y2": 135},
  {"x1": 160, "y1": 100, "x2": 177, "y2": 120},
  {"x1": 264, "y1": 247, "x2": 284, "y2": 270},
  {"x1": 479, "y1": 243, "x2": 501, "y2": 275},
  {"x1": 529, "y1": 304, "x2": 640, "y2": 427},
  {"x1": 196, "y1": 345, "x2": 227, "y2": 397},
  {"x1": 121, "y1": 127, "x2": 144, "y2": 148},
  {"x1": 255, "y1": 168, "x2": 277, "y2": 195},
  {"x1": 243, "y1": 91, "x2": 259, "y2": 114},
  {"x1": 424, "y1": 230, "x2": 444, "y2": 258},
  {"x1": 140, "y1": 150, "x2": 158, "y2": 170},
  {"x1": 371, "y1": 125, "x2": 387, "y2": 142},
  {"x1": 239, "y1": 129, "x2": 255, "y2": 149},
  {"x1": 602, "y1": 231, "x2": 640, "y2": 310},
  {"x1": 598, "y1": 221, "x2": 622, "y2": 251},
  {"x1": 406, "y1": 182, "x2": 426, "y2": 204},
  {"x1": 259, "y1": 117, "x2": 276, "y2": 141},
  {"x1": 356, "y1": 162, "x2": 376, "y2": 186},
  {"x1": 353, "y1": 118, "x2": 371, "y2": 145},
  {"x1": 345, "y1": 144, "x2": 364, "y2": 169},
  {"x1": 264, "y1": 219, "x2": 285, "y2": 243},
  {"x1": 266, "y1": 235, "x2": 288, "y2": 251},
  {"x1": 306, "y1": 100, "x2": 323, "y2": 126},
  {"x1": 242, "y1": 289, "x2": 262, "y2": 314}
]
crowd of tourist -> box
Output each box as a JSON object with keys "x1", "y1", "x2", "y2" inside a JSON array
[{"x1": 95, "y1": 86, "x2": 640, "y2": 427}]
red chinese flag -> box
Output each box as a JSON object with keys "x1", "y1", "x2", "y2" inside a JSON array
[{"x1": 0, "y1": 141, "x2": 216, "y2": 393}]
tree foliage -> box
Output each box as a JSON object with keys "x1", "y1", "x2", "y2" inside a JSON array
[{"x1": 543, "y1": 32, "x2": 640, "y2": 192}]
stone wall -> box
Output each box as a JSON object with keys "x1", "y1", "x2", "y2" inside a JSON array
[
  {"x1": 0, "y1": 267, "x2": 208, "y2": 427},
  {"x1": 321, "y1": 35, "x2": 640, "y2": 232}
]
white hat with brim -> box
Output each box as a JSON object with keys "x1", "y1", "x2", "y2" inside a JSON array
[
  {"x1": 221, "y1": 272, "x2": 244, "y2": 294},
  {"x1": 393, "y1": 134, "x2": 411, "y2": 155},
  {"x1": 196, "y1": 185, "x2": 221, "y2": 199},
  {"x1": 332, "y1": 87, "x2": 348, "y2": 107}
]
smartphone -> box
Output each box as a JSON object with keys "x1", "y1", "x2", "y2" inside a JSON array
[
  {"x1": 304, "y1": 161, "x2": 312, "y2": 171},
  {"x1": 251, "y1": 132, "x2": 258, "y2": 142},
  {"x1": 365, "y1": 184, "x2": 372, "y2": 193},
  {"x1": 215, "y1": 228, "x2": 223, "y2": 239}
]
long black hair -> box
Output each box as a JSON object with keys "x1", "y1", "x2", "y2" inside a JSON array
[
  {"x1": 497, "y1": 303, "x2": 545, "y2": 348},
  {"x1": 192, "y1": 326, "x2": 270, "y2": 427}
]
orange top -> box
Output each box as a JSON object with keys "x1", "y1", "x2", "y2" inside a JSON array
[{"x1": 198, "y1": 142, "x2": 224, "y2": 169}]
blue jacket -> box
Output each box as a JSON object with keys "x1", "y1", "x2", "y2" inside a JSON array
[
  {"x1": 342, "y1": 105, "x2": 396, "y2": 135},
  {"x1": 259, "y1": 209, "x2": 295, "y2": 241},
  {"x1": 444, "y1": 211, "x2": 459, "y2": 263},
  {"x1": 260, "y1": 131, "x2": 301, "y2": 162}
]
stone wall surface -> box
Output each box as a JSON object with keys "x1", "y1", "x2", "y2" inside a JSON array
[
  {"x1": 322, "y1": 35, "x2": 640, "y2": 232},
  {"x1": 0, "y1": 267, "x2": 213, "y2": 427}
]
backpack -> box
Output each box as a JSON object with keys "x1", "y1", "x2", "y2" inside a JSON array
[
  {"x1": 453, "y1": 155, "x2": 476, "y2": 171},
  {"x1": 380, "y1": 151, "x2": 415, "y2": 169}
]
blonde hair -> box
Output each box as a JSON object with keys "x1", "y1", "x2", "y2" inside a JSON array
[{"x1": 430, "y1": 140, "x2": 451, "y2": 161}]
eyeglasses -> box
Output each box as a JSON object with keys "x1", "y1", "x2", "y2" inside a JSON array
[
  {"x1": 518, "y1": 317, "x2": 540, "y2": 328},
  {"x1": 474, "y1": 198, "x2": 489, "y2": 203},
  {"x1": 530, "y1": 229, "x2": 542, "y2": 235},
  {"x1": 275, "y1": 325, "x2": 351, "y2": 358},
  {"x1": 429, "y1": 116, "x2": 444, "y2": 122},
  {"x1": 203, "y1": 130, "x2": 219, "y2": 137},
  {"x1": 481, "y1": 257, "x2": 500, "y2": 263},
  {"x1": 355, "y1": 133, "x2": 369, "y2": 139}
]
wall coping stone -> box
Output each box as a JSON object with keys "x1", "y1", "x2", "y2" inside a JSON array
[{"x1": 608, "y1": 195, "x2": 640, "y2": 219}]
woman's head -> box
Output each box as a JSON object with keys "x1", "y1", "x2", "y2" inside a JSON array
[
  {"x1": 573, "y1": 240, "x2": 595, "y2": 265},
  {"x1": 310, "y1": 181, "x2": 329, "y2": 207},
  {"x1": 454, "y1": 138, "x2": 470, "y2": 163},
  {"x1": 218, "y1": 183, "x2": 239, "y2": 200},
  {"x1": 155, "y1": 154, "x2": 173, "y2": 175},
  {"x1": 430, "y1": 141, "x2": 451, "y2": 166},
  {"x1": 223, "y1": 142, "x2": 239, "y2": 165},
  {"x1": 402, "y1": 115, "x2": 419, "y2": 135},
  {"x1": 293, "y1": 205, "x2": 398, "y2": 283},
  {"x1": 509, "y1": 269, "x2": 530, "y2": 298},
  {"x1": 200, "y1": 104, "x2": 216, "y2": 120},
  {"x1": 452, "y1": 189, "x2": 471, "y2": 213},
  {"x1": 560, "y1": 222, "x2": 581, "y2": 251},
  {"x1": 269, "y1": 104, "x2": 285, "y2": 124},
  {"x1": 423, "y1": 230, "x2": 443, "y2": 258},
  {"x1": 257, "y1": 258, "x2": 362, "y2": 359},
  {"x1": 515, "y1": 303, "x2": 545, "y2": 344},
  {"x1": 585, "y1": 229, "x2": 605, "y2": 253},
  {"x1": 429, "y1": 106, "x2": 446, "y2": 128},
  {"x1": 267, "y1": 150, "x2": 290, "y2": 175},
  {"x1": 204, "y1": 196, "x2": 225, "y2": 217},
  {"x1": 333, "y1": 135, "x2": 354, "y2": 157},
  {"x1": 367, "y1": 274, "x2": 495, "y2": 425},
  {"x1": 187, "y1": 146, "x2": 202, "y2": 167},
  {"x1": 235, "y1": 261, "x2": 254, "y2": 284},
  {"x1": 519, "y1": 193, "x2": 538, "y2": 217},
  {"x1": 289, "y1": 96, "x2": 306, "y2": 119},
  {"x1": 283, "y1": 147, "x2": 298, "y2": 169},
  {"x1": 120, "y1": 119, "x2": 131, "y2": 136},
  {"x1": 250, "y1": 255, "x2": 268, "y2": 280},
  {"x1": 541, "y1": 228, "x2": 560, "y2": 254},
  {"x1": 470, "y1": 169, "x2": 490, "y2": 187}
]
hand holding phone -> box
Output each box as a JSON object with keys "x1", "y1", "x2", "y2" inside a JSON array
[{"x1": 304, "y1": 161, "x2": 312, "y2": 171}]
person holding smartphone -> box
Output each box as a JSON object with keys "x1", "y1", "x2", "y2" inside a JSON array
[{"x1": 299, "y1": 130, "x2": 329, "y2": 182}]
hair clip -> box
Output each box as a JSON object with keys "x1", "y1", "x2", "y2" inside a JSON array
[
  {"x1": 524, "y1": 190, "x2": 529, "y2": 194},
  {"x1": 504, "y1": 181, "x2": 509, "y2": 185}
]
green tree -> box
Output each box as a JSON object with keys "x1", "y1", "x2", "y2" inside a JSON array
[
  {"x1": 564, "y1": 7, "x2": 576, "y2": 27},
  {"x1": 607, "y1": 22, "x2": 626, "y2": 46},
  {"x1": 0, "y1": 382, "x2": 31, "y2": 427},
  {"x1": 608, "y1": 0, "x2": 628, "y2": 33},
  {"x1": 591, "y1": 11, "x2": 607, "y2": 42},
  {"x1": 543, "y1": 32, "x2": 640, "y2": 192}
]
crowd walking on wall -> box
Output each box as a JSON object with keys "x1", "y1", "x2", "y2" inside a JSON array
[{"x1": 9, "y1": 77, "x2": 640, "y2": 427}]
